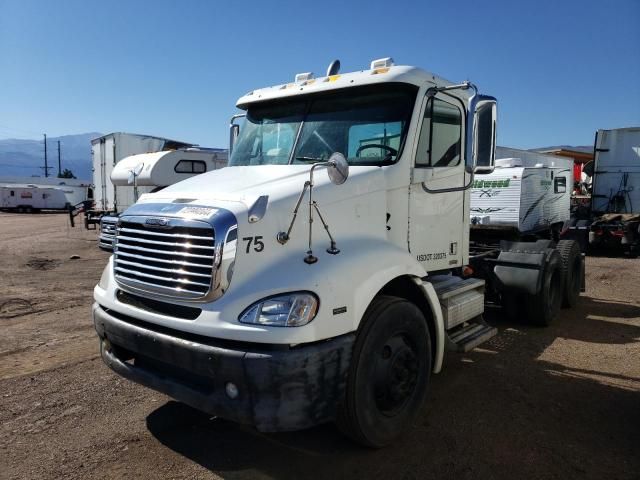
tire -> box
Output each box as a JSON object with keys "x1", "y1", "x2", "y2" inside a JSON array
[
  {"x1": 336, "y1": 295, "x2": 431, "y2": 448},
  {"x1": 502, "y1": 292, "x2": 523, "y2": 321},
  {"x1": 556, "y1": 240, "x2": 582, "y2": 308},
  {"x1": 524, "y1": 249, "x2": 563, "y2": 326}
]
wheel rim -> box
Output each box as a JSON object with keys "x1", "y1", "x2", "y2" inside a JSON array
[{"x1": 372, "y1": 334, "x2": 419, "y2": 417}]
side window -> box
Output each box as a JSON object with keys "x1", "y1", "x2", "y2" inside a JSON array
[
  {"x1": 10, "y1": 190, "x2": 14, "y2": 196},
  {"x1": 416, "y1": 97, "x2": 462, "y2": 167},
  {"x1": 554, "y1": 176, "x2": 567, "y2": 194},
  {"x1": 175, "y1": 160, "x2": 207, "y2": 174}
]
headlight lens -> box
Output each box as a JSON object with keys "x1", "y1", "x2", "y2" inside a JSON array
[{"x1": 239, "y1": 292, "x2": 318, "y2": 327}]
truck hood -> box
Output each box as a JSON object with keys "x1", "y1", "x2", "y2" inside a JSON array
[{"x1": 137, "y1": 164, "x2": 384, "y2": 210}]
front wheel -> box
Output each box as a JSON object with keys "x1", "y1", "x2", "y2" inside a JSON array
[{"x1": 336, "y1": 295, "x2": 431, "y2": 448}]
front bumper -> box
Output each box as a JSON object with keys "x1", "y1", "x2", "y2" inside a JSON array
[{"x1": 93, "y1": 303, "x2": 354, "y2": 432}]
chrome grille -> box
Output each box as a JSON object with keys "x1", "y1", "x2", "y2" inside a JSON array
[
  {"x1": 114, "y1": 219, "x2": 215, "y2": 298},
  {"x1": 100, "y1": 220, "x2": 117, "y2": 237}
]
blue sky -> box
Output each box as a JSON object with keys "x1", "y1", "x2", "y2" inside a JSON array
[{"x1": 1, "y1": 0, "x2": 638, "y2": 149}]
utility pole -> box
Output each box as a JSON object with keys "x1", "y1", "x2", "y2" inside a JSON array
[
  {"x1": 44, "y1": 134, "x2": 49, "y2": 177},
  {"x1": 40, "y1": 134, "x2": 53, "y2": 177},
  {"x1": 57, "y1": 140, "x2": 61, "y2": 177}
]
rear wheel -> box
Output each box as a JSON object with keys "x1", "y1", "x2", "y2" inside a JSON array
[
  {"x1": 556, "y1": 240, "x2": 582, "y2": 308},
  {"x1": 336, "y1": 295, "x2": 431, "y2": 448},
  {"x1": 524, "y1": 250, "x2": 563, "y2": 326},
  {"x1": 502, "y1": 292, "x2": 524, "y2": 321}
]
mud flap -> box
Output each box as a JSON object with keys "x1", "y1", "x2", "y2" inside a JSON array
[{"x1": 492, "y1": 240, "x2": 554, "y2": 296}]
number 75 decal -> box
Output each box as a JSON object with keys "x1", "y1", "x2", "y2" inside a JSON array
[{"x1": 243, "y1": 236, "x2": 264, "y2": 253}]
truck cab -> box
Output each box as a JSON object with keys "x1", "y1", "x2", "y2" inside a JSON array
[{"x1": 93, "y1": 58, "x2": 581, "y2": 447}]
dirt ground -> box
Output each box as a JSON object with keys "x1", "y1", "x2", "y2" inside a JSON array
[{"x1": 1, "y1": 211, "x2": 638, "y2": 480}]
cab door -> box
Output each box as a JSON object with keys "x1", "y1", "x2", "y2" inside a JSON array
[{"x1": 408, "y1": 92, "x2": 467, "y2": 271}]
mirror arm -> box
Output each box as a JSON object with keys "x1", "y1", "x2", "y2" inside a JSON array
[
  {"x1": 229, "y1": 113, "x2": 246, "y2": 155},
  {"x1": 277, "y1": 181, "x2": 310, "y2": 245},
  {"x1": 312, "y1": 201, "x2": 339, "y2": 254},
  {"x1": 465, "y1": 84, "x2": 479, "y2": 173},
  {"x1": 424, "y1": 82, "x2": 479, "y2": 172}
]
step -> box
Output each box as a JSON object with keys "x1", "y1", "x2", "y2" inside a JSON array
[
  {"x1": 429, "y1": 276, "x2": 485, "y2": 329},
  {"x1": 447, "y1": 320, "x2": 497, "y2": 353},
  {"x1": 431, "y1": 276, "x2": 485, "y2": 300}
]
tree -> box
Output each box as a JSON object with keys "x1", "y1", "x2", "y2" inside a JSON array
[{"x1": 58, "y1": 169, "x2": 76, "y2": 179}]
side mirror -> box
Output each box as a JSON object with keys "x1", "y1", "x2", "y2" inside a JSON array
[
  {"x1": 229, "y1": 114, "x2": 245, "y2": 156},
  {"x1": 466, "y1": 95, "x2": 497, "y2": 174},
  {"x1": 327, "y1": 152, "x2": 349, "y2": 185}
]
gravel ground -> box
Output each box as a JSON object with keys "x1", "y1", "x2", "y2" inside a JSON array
[{"x1": 1, "y1": 211, "x2": 638, "y2": 480}]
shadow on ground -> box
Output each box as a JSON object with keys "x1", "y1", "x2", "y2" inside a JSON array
[{"x1": 146, "y1": 295, "x2": 640, "y2": 480}]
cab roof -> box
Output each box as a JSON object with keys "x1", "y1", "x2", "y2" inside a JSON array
[{"x1": 236, "y1": 64, "x2": 459, "y2": 109}]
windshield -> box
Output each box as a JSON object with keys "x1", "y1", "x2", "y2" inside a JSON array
[{"x1": 229, "y1": 84, "x2": 417, "y2": 167}]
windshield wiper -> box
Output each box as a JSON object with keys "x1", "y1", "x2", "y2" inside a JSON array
[{"x1": 295, "y1": 156, "x2": 325, "y2": 163}]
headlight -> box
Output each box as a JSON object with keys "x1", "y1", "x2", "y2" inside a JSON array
[
  {"x1": 98, "y1": 262, "x2": 111, "y2": 289},
  {"x1": 239, "y1": 292, "x2": 318, "y2": 327}
]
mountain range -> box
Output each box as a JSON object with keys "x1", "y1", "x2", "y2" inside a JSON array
[{"x1": 0, "y1": 132, "x2": 101, "y2": 181}]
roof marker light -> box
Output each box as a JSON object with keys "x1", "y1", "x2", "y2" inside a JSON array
[
  {"x1": 370, "y1": 57, "x2": 394, "y2": 70},
  {"x1": 295, "y1": 72, "x2": 314, "y2": 83}
]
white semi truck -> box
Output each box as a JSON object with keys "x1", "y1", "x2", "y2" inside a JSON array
[
  {"x1": 93, "y1": 59, "x2": 584, "y2": 447},
  {"x1": 574, "y1": 127, "x2": 640, "y2": 255}
]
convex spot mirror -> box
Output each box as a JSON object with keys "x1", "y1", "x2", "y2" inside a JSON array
[{"x1": 327, "y1": 152, "x2": 349, "y2": 185}]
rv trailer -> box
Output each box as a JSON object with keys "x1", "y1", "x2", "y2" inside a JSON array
[
  {"x1": 470, "y1": 156, "x2": 573, "y2": 237},
  {"x1": 0, "y1": 184, "x2": 70, "y2": 212}
]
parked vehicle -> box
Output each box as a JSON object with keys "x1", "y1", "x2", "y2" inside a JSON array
[
  {"x1": 80, "y1": 132, "x2": 193, "y2": 229},
  {"x1": 566, "y1": 127, "x2": 640, "y2": 255},
  {"x1": 93, "y1": 58, "x2": 584, "y2": 447},
  {"x1": 470, "y1": 156, "x2": 573, "y2": 238},
  {"x1": 0, "y1": 184, "x2": 70, "y2": 212},
  {"x1": 97, "y1": 148, "x2": 228, "y2": 250}
]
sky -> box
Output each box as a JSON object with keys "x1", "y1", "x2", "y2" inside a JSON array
[{"x1": 0, "y1": 0, "x2": 638, "y2": 149}]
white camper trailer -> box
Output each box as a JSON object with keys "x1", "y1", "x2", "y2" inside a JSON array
[
  {"x1": 0, "y1": 184, "x2": 70, "y2": 212},
  {"x1": 97, "y1": 148, "x2": 227, "y2": 250},
  {"x1": 0, "y1": 176, "x2": 91, "y2": 206},
  {"x1": 470, "y1": 157, "x2": 573, "y2": 234},
  {"x1": 110, "y1": 148, "x2": 227, "y2": 190}
]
